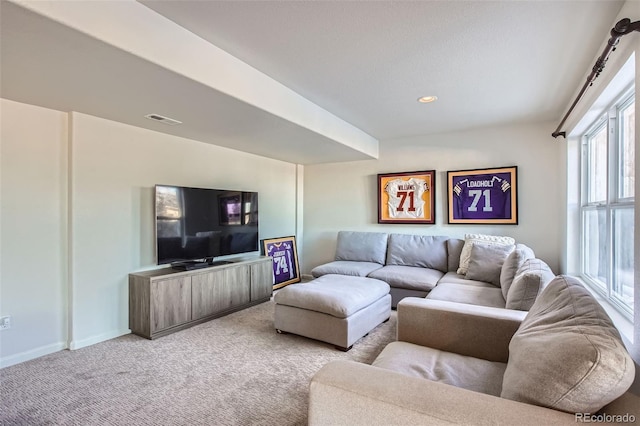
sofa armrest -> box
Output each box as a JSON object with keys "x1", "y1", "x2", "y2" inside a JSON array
[
  {"x1": 397, "y1": 297, "x2": 527, "y2": 362},
  {"x1": 309, "y1": 360, "x2": 576, "y2": 426}
]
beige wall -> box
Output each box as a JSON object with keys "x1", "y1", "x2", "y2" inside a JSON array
[
  {"x1": 302, "y1": 121, "x2": 564, "y2": 274},
  {"x1": 1, "y1": 99, "x2": 68, "y2": 366},
  {"x1": 0, "y1": 101, "x2": 299, "y2": 365},
  {"x1": 68, "y1": 112, "x2": 298, "y2": 349}
]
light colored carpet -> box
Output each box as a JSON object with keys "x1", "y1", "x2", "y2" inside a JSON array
[{"x1": 1, "y1": 299, "x2": 396, "y2": 425}]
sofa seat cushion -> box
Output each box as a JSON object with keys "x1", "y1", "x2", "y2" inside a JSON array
[
  {"x1": 502, "y1": 275, "x2": 635, "y2": 414},
  {"x1": 273, "y1": 274, "x2": 390, "y2": 318},
  {"x1": 436, "y1": 272, "x2": 496, "y2": 288},
  {"x1": 311, "y1": 260, "x2": 383, "y2": 278},
  {"x1": 427, "y1": 283, "x2": 506, "y2": 308},
  {"x1": 373, "y1": 341, "x2": 507, "y2": 396},
  {"x1": 368, "y1": 265, "x2": 443, "y2": 291}
]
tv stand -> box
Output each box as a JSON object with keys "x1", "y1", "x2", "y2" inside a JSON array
[{"x1": 129, "y1": 257, "x2": 273, "y2": 339}]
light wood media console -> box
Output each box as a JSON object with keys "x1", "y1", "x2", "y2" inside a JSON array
[{"x1": 129, "y1": 257, "x2": 273, "y2": 339}]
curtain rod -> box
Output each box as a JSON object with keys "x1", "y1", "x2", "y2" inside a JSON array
[{"x1": 552, "y1": 18, "x2": 640, "y2": 139}]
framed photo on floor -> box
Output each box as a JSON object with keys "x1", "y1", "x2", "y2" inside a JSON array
[
  {"x1": 447, "y1": 166, "x2": 518, "y2": 224},
  {"x1": 378, "y1": 170, "x2": 436, "y2": 224},
  {"x1": 261, "y1": 236, "x2": 301, "y2": 289}
]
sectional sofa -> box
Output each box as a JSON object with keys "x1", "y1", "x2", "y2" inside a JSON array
[
  {"x1": 309, "y1": 275, "x2": 638, "y2": 424},
  {"x1": 311, "y1": 231, "x2": 555, "y2": 309}
]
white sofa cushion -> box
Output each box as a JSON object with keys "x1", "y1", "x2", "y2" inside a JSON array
[
  {"x1": 436, "y1": 271, "x2": 496, "y2": 289},
  {"x1": 464, "y1": 242, "x2": 514, "y2": 286},
  {"x1": 500, "y1": 244, "x2": 535, "y2": 299},
  {"x1": 457, "y1": 234, "x2": 515, "y2": 275},
  {"x1": 274, "y1": 274, "x2": 390, "y2": 318},
  {"x1": 368, "y1": 265, "x2": 443, "y2": 291},
  {"x1": 505, "y1": 258, "x2": 554, "y2": 311},
  {"x1": 427, "y1": 283, "x2": 506, "y2": 309},
  {"x1": 373, "y1": 341, "x2": 507, "y2": 397},
  {"x1": 335, "y1": 231, "x2": 388, "y2": 264},
  {"x1": 501, "y1": 275, "x2": 635, "y2": 413},
  {"x1": 311, "y1": 260, "x2": 383, "y2": 278},
  {"x1": 386, "y1": 234, "x2": 449, "y2": 272}
]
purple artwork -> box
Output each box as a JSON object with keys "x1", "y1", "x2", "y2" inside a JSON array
[
  {"x1": 262, "y1": 236, "x2": 300, "y2": 288},
  {"x1": 448, "y1": 167, "x2": 518, "y2": 224}
]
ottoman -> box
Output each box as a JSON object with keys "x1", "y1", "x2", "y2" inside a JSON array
[{"x1": 274, "y1": 274, "x2": 392, "y2": 351}]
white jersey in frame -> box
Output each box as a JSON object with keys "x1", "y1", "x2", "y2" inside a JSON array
[{"x1": 384, "y1": 177, "x2": 428, "y2": 219}]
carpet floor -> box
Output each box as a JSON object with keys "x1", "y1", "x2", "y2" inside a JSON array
[{"x1": 1, "y1": 299, "x2": 396, "y2": 425}]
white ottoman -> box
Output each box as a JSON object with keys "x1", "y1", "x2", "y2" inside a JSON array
[{"x1": 274, "y1": 274, "x2": 391, "y2": 351}]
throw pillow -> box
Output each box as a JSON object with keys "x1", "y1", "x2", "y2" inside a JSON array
[
  {"x1": 505, "y1": 258, "x2": 554, "y2": 310},
  {"x1": 464, "y1": 242, "x2": 514, "y2": 286},
  {"x1": 500, "y1": 244, "x2": 535, "y2": 299},
  {"x1": 501, "y1": 275, "x2": 635, "y2": 414},
  {"x1": 456, "y1": 233, "x2": 515, "y2": 275}
]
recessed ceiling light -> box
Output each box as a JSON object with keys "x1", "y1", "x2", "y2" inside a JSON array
[{"x1": 417, "y1": 96, "x2": 438, "y2": 103}]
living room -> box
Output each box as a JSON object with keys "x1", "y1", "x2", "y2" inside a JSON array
[{"x1": 2, "y1": 0, "x2": 640, "y2": 424}]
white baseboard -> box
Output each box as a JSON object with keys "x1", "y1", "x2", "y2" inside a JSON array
[
  {"x1": 0, "y1": 341, "x2": 67, "y2": 369},
  {"x1": 69, "y1": 328, "x2": 131, "y2": 350},
  {"x1": 1, "y1": 328, "x2": 132, "y2": 367}
]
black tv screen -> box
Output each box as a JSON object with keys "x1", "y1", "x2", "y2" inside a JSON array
[{"x1": 155, "y1": 185, "x2": 259, "y2": 265}]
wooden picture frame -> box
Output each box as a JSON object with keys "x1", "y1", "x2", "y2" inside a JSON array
[
  {"x1": 447, "y1": 166, "x2": 518, "y2": 224},
  {"x1": 378, "y1": 170, "x2": 436, "y2": 224},
  {"x1": 261, "y1": 236, "x2": 301, "y2": 289}
]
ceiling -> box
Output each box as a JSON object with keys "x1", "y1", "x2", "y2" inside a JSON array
[{"x1": 0, "y1": 0, "x2": 626, "y2": 164}]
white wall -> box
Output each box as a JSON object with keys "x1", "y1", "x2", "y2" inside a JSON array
[
  {"x1": 0, "y1": 100, "x2": 299, "y2": 365},
  {"x1": 68, "y1": 112, "x2": 298, "y2": 349},
  {"x1": 303, "y1": 122, "x2": 564, "y2": 274},
  {"x1": 0, "y1": 99, "x2": 68, "y2": 366}
]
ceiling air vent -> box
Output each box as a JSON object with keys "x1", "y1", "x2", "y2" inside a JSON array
[{"x1": 144, "y1": 113, "x2": 182, "y2": 126}]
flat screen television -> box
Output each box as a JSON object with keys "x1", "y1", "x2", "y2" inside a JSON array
[{"x1": 155, "y1": 184, "x2": 259, "y2": 267}]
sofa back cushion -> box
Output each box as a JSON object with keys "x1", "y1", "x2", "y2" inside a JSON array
[
  {"x1": 505, "y1": 258, "x2": 554, "y2": 311},
  {"x1": 464, "y1": 242, "x2": 514, "y2": 286},
  {"x1": 500, "y1": 244, "x2": 535, "y2": 299},
  {"x1": 447, "y1": 238, "x2": 464, "y2": 272},
  {"x1": 335, "y1": 231, "x2": 388, "y2": 264},
  {"x1": 385, "y1": 234, "x2": 449, "y2": 272},
  {"x1": 501, "y1": 275, "x2": 635, "y2": 414},
  {"x1": 457, "y1": 234, "x2": 515, "y2": 275}
]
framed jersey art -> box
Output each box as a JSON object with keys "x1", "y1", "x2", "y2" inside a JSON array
[
  {"x1": 378, "y1": 170, "x2": 435, "y2": 224},
  {"x1": 447, "y1": 166, "x2": 518, "y2": 224},
  {"x1": 261, "y1": 236, "x2": 301, "y2": 289}
]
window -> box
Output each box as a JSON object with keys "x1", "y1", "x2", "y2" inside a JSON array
[
  {"x1": 580, "y1": 89, "x2": 635, "y2": 317},
  {"x1": 156, "y1": 185, "x2": 183, "y2": 238}
]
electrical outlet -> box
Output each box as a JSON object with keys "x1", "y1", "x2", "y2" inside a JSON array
[{"x1": 0, "y1": 316, "x2": 10, "y2": 330}]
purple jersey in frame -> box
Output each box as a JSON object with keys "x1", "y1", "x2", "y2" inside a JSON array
[
  {"x1": 266, "y1": 241, "x2": 298, "y2": 285},
  {"x1": 452, "y1": 172, "x2": 512, "y2": 220}
]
